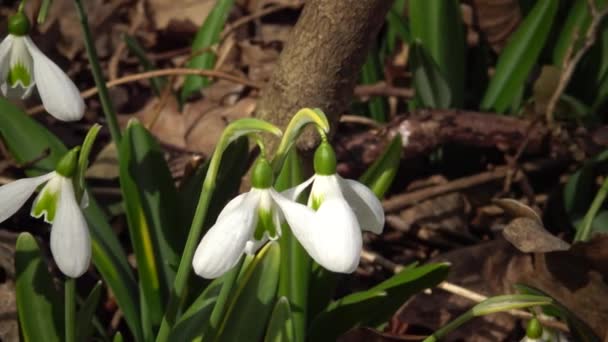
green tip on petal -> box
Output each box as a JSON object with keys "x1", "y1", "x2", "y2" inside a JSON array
[
  {"x1": 526, "y1": 318, "x2": 543, "y2": 339},
  {"x1": 8, "y1": 63, "x2": 31, "y2": 87},
  {"x1": 313, "y1": 142, "x2": 337, "y2": 175},
  {"x1": 252, "y1": 158, "x2": 273, "y2": 189},
  {"x1": 8, "y1": 12, "x2": 30, "y2": 36},
  {"x1": 56, "y1": 147, "x2": 81, "y2": 177}
]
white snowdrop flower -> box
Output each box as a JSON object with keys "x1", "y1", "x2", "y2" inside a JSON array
[
  {"x1": 283, "y1": 142, "x2": 385, "y2": 273},
  {"x1": 192, "y1": 158, "x2": 314, "y2": 279},
  {"x1": 0, "y1": 13, "x2": 84, "y2": 121},
  {"x1": 0, "y1": 149, "x2": 90, "y2": 277}
]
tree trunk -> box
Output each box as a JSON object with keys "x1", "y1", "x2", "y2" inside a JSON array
[{"x1": 254, "y1": 0, "x2": 393, "y2": 152}]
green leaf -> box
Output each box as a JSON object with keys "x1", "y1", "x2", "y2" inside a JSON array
[
  {"x1": 113, "y1": 332, "x2": 124, "y2": 342},
  {"x1": 119, "y1": 121, "x2": 182, "y2": 328},
  {"x1": 360, "y1": 48, "x2": 387, "y2": 122},
  {"x1": 359, "y1": 134, "x2": 402, "y2": 198},
  {"x1": 216, "y1": 242, "x2": 281, "y2": 342},
  {"x1": 481, "y1": 0, "x2": 558, "y2": 113},
  {"x1": 471, "y1": 294, "x2": 551, "y2": 316},
  {"x1": 515, "y1": 284, "x2": 600, "y2": 342},
  {"x1": 15, "y1": 233, "x2": 63, "y2": 342},
  {"x1": 168, "y1": 277, "x2": 224, "y2": 340},
  {"x1": 264, "y1": 297, "x2": 295, "y2": 342},
  {"x1": 409, "y1": 0, "x2": 465, "y2": 107},
  {"x1": 553, "y1": 0, "x2": 594, "y2": 66},
  {"x1": 76, "y1": 281, "x2": 103, "y2": 342},
  {"x1": 123, "y1": 34, "x2": 167, "y2": 96},
  {"x1": 385, "y1": 1, "x2": 410, "y2": 54},
  {"x1": 275, "y1": 150, "x2": 310, "y2": 342},
  {"x1": 180, "y1": 0, "x2": 235, "y2": 101},
  {"x1": 76, "y1": 124, "x2": 101, "y2": 199},
  {"x1": 0, "y1": 99, "x2": 142, "y2": 341},
  {"x1": 409, "y1": 42, "x2": 452, "y2": 109},
  {"x1": 307, "y1": 263, "x2": 449, "y2": 342}
]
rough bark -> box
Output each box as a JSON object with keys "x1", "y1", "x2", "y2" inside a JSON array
[{"x1": 254, "y1": 0, "x2": 393, "y2": 152}]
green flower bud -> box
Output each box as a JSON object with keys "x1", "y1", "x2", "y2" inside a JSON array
[
  {"x1": 526, "y1": 318, "x2": 543, "y2": 339},
  {"x1": 313, "y1": 142, "x2": 337, "y2": 175},
  {"x1": 56, "y1": 147, "x2": 81, "y2": 177},
  {"x1": 251, "y1": 158, "x2": 273, "y2": 189},
  {"x1": 8, "y1": 12, "x2": 30, "y2": 36}
]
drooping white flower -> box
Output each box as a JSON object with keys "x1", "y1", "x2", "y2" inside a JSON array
[
  {"x1": 0, "y1": 13, "x2": 84, "y2": 121},
  {"x1": 192, "y1": 158, "x2": 314, "y2": 279},
  {"x1": 0, "y1": 150, "x2": 90, "y2": 278},
  {"x1": 283, "y1": 142, "x2": 385, "y2": 273}
]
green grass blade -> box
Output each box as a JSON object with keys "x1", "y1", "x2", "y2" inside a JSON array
[
  {"x1": 480, "y1": 0, "x2": 558, "y2": 113},
  {"x1": 15, "y1": 233, "x2": 63, "y2": 342},
  {"x1": 180, "y1": 0, "x2": 235, "y2": 101},
  {"x1": 123, "y1": 34, "x2": 167, "y2": 96},
  {"x1": 76, "y1": 281, "x2": 103, "y2": 342},
  {"x1": 409, "y1": 0, "x2": 465, "y2": 107}
]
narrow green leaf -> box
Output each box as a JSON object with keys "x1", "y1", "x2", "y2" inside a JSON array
[
  {"x1": 76, "y1": 124, "x2": 101, "y2": 199},
  {"x1": 15, "y1": 233, "x2": 62, "y2": 342},
  {"x1": 359, "y1": 135, "x2": 402, "y2": 198},
  {"x1": 553, "y1": 0, "x2": 593, "y2": 66},
  {"x1": 264, "y1": 297, "x2": 295, "y2": 342},
  {"x1": 216, "y1": 242, "x2": 281, "y2": 342},
  {"x1": 275, "y1": 150, "x2": 310, "y2": 342},
  {"x1": 385, "y1": 0, "x2": 409, "y2": 54},
  {"x1": 123, "y1": 34, "x2": 167, "y2": 96},
  {"x1": 113, "y1": 332, "x2": 124, "y2": 342},
  {"x1": 409, "y1": 0, "x2": 465, "y2": 107},
  {"x1": 481, "y1": 0, "x2": 558, "y2": 113},
  {"x1": 119, "y1": 121, "x2": 180, "y2": 328},
  {"x1": 360, "y1": 48, "x2": 387, "y2": 122},
  {"x1": 409, "y1": 42, "x2": 452, "y2": 109},
  {"x1": 471, "y1": 294, "x2": 551, "y2": 316},
  {"x1": 307, "y1": 263, "x2": 449, "y2": 342},
  {"x1": 0, "y1": 99, "x2": 142, "y2": 341},
  {"x1": 168, "y1": 277, "x2": 224, "y2": 340},
  {"x1": 76, "y1": 281, "x2": 103, "y2": 342},
  {"x1": 180, "y1": 0, "x2": 235, "y2": 101}
]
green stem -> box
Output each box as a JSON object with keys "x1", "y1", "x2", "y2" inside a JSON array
[
  {"x1": 156, "y1": 156, "x2": 223, "y2": 341},
  {"x1": 422, "y1": 310, "x2": 474, "y2": 342},
  {"x1": 65, "y1": 278, "x2": 76, "y2": 342},
  {"x1": 575, "y1": 175, "x2": 608, "y2": 242},
  {"x1": 73, "y1": 0, "x2": 122, "y2": 145}
]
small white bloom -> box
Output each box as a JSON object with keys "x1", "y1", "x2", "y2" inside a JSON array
[
  {"x1": 0, "y1": 34, "x2": 85, "y2": 121},
  {"x1": 284, "y1": 173, "x2": 385, "y2": 273},
  {"x1": 0, "y1": 171, "x2": 91, "y2": 277},
  {"x1": 192, "y1": 187, "x2": 314, "y2": 279}
]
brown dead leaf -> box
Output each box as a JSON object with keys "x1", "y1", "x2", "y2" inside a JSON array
[
  {"x1": 470, "y1": 0, "x2": 522, "y2": 53},
  {"x1": 503, "y1": 217, "x2": 571, "y2": 253},
  {"x1": 149, "y1": 0, "x2": 217, "y2": 30},
  {"x1": 86, "y1": 143, "x2": 119, "y2": 180}
]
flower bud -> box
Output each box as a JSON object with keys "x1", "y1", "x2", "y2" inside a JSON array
[
  {"x1": 8, "y1": 12, "x2": 30, "y2": 36},
  {"x1": 313, "y1": 142, "x2": 337, "y2": 175}
]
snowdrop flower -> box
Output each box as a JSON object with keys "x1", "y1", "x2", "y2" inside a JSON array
[
  {"x1": 192, "y1": 158, "x2": 315, "y2": 279},
  {"x1": 0, "y1": 12, "x2": 84, "y2": 121},
  {"x1": 0, "y1": 148, "x2": 90, "y2": 277},
  {"x1": 284, "y1": 141, "x2": 385, "y2": 273}
]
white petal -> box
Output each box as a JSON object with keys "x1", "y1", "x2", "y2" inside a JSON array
[
  {"x1": 281, "y1": 175, "x2": 315, "y2": 201},
  {"x1": 309, "y1": 174, "x2": 344, "y2": 205},
  {"x1": 0, "y1": 35, "x2": 14, "y2": 88},
  {"x1": 270, "y1": 190, "x2": 316, "y2": 250},
  {"x1": 339, "y1": 177, "x2": 385, "y2": 234},
  {"x1": 0, "y1": 172, "x2": 54, "y2": 223},
  {"x1": 50, "y1": 177, "x2": 91, "y2": 278},
  {"x1": 23, "y1": 37, "x2": 85, "y2": 121},
  {"x1": 244, "y1": 236, "x2": 268, "y2": 255},
  {"x1": 216, "y1": 191, "x2": 249, "y2": 222},
  {"x1": 192, "y1": 191, "x2": 259, "y2": 279},
  {"x1": 309, "y1": 198, "x2": 362, "y2": 273}
]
